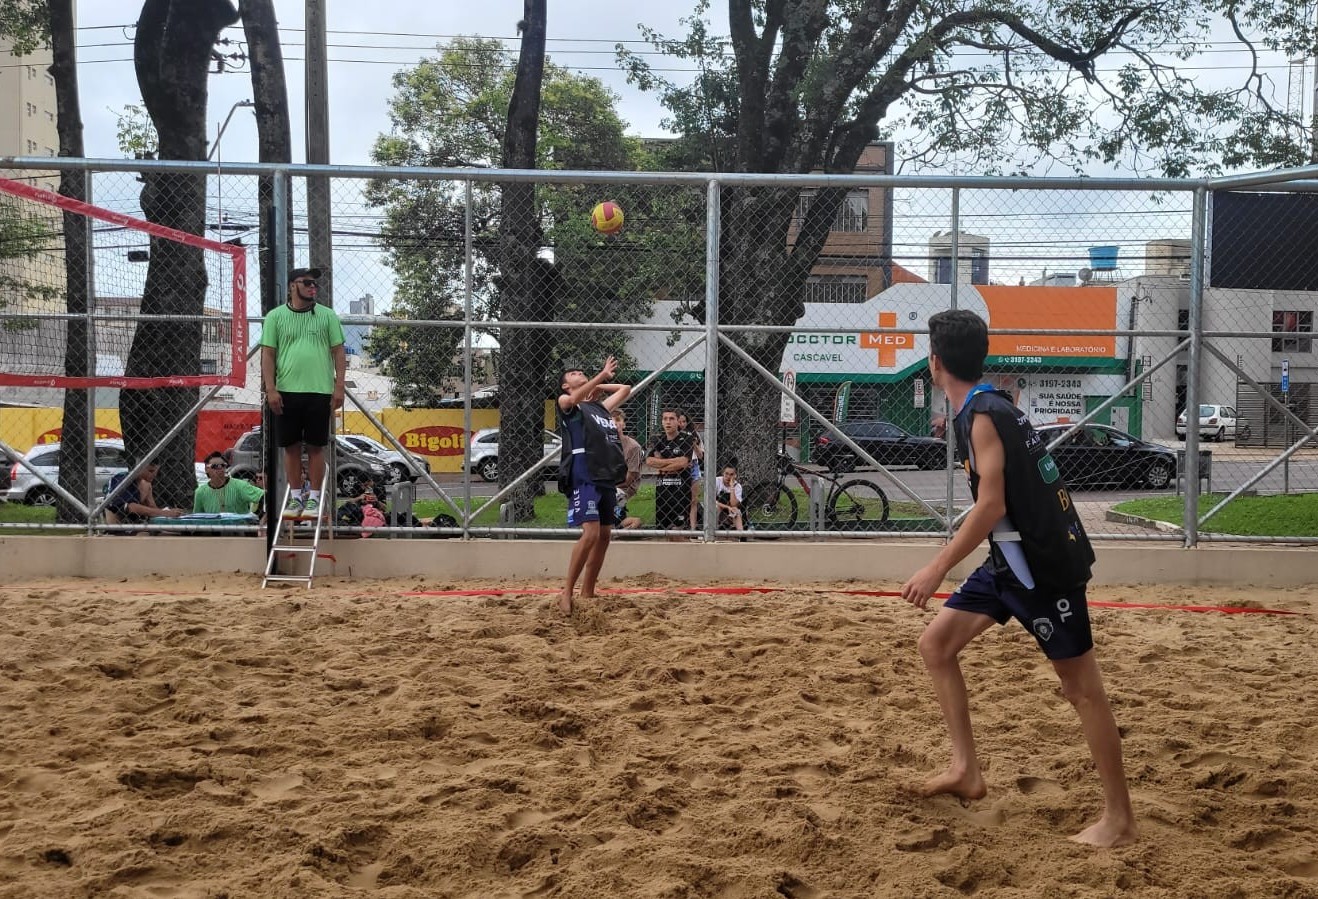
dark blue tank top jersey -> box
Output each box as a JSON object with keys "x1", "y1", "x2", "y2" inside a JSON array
[{"x1": 944, "y1": 387, "x2": 1097, "y2": 660}]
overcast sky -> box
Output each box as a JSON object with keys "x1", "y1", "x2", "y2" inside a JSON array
[
  {"x1": 64, "y1": 2, "x2": 1297, "y2": 310},
  {"x1": 76, "y1": 0, "x2": 722, "y2": 163}
]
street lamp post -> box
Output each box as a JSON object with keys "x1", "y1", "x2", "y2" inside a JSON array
[{"x1": 210, "y1": 100, "x2": 255, "y2": 250}]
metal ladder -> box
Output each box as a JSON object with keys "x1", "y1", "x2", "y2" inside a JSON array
[{"x1": 262, "y1": 471, "x2": 334, "y2": 589}]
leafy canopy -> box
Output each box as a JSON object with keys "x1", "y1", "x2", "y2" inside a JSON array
[{"x1": 619, "y1": 0, "x2": 1318, "y2": 176}]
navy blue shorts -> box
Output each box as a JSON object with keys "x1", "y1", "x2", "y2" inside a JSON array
[
  {"x1": 944, "y1": 565, "x2": 1094, "y2": 660},
  {"x1": 567, "y1": 480, "x2": 619, "y2": 528}
]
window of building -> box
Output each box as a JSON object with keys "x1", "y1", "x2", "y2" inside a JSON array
[
  {"x1": 200, "y1": 359, "x2": 218, "y2": 375},
  {"x1": 25, "y1": 139, "x2": 37, "y2": 153},
  {"x1": 1177, "y1": 308, "x2": 1190, "y2": 333},
  {"x1": 796, "y1": 190, "x2": 869, "y2": 233},
  {"x1": 44, "y1": 147, "x2": 55, "y2": 156},
  {"x1": 970, "y1": 248, "x2": 989, "y2": 285},
  {"x1": 27, "y1": 66, "x2": 35, "y2": 79},
  {"x1": 804, "y1": 274, "x2": 868, "y2": 304},
  {"x1": 46, "y1": 111, "x2": 54, "y2": 122},
  {"x1": 1272, "y1": 310, "x2": 1313, "y2": 353},
  {"x1": 26, "y1": 102, "x2": 36, "y2": 116},
  {"x1": 45, "y1": 73, "x2": 54, "y2": 86}
]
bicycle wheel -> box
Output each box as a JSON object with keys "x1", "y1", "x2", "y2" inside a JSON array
[
  {"x1": 743, "y1": 482, "x2": 798, "y2": 531},
  {"x1": 827, "y1": 479, "x2": 890, "y2": 530}
]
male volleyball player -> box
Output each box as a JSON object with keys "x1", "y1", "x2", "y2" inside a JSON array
[
  {"x1": 260, "y1": 267, "x2": 346, "y2": 519},
  {"x1": 900, "y1": 309, "x2": 1136, "y2": 848},
  {"x1": 557, "y1": 357, "x2": 631, "y2": 614}
]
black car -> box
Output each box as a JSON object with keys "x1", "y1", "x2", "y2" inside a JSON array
[
  {"x1": 813, "y1": 420, "x2": 947, "y2": 472},
  {"x1": 1035, "y1": 423, "x2": 1177, "y2": 490}
]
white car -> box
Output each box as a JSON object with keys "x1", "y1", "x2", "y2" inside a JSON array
[
  {"x1": 468, "y1": 428, "x2": 561, "y2": 482},
  {"x1": 5, "y1": 439, "x2": 205, "y2": 506},
  {"x1": 1176, "y1": 404, "x2": 1250, "y2": 441},
  {"x1": 339, "y1": 433, "x2": 431, "y2": 481}
]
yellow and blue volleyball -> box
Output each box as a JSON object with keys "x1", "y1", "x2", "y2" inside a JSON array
[{"x1": 590, "y1": 200, "x2": 625, "y2": 234}]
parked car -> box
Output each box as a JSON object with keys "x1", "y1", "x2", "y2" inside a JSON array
[
  {"x1": 812, "y1": 420, "x2": 947, "y2": 472},
  {"x1": 468, "y1": 427, "x2": 561, "y2": 482},
  {"x1": 6, "y1": 439, "x2": 205, "y2": 506},
  {"x1": 1176, "y1": 404, "x2": 1250, "y2": 441},
  {"x1": 1035, "y1": 423, "x2": 1177, "y2": 490},
  {"x1": 436, "y1": 386, "x2": 500, "y2": 409},
  {"x1": 226, "y1": 427, "x2": 392, "y2": 497},
  {"x1": 339, "y1": 433, "x2": 431, "y2": 481}
]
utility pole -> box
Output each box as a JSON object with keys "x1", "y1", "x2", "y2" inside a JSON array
[{"x1": 305, "y1": 0, "x2": 332, "y2": 306}]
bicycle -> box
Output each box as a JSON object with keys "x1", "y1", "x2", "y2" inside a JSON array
[{"x1": 742, "y1": 452, "x2": 890, "y2": 532}]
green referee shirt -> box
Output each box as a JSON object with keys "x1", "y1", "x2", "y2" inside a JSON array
[
  {"x1": 260, "y1": 302, "x2": 345, "y2": 394},
  {"x1": 193, "y1": 477, "x2": 266, "y2": 514}
]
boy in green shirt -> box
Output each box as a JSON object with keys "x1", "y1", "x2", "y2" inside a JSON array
[
  {"x1": 259, "y1": 266, "x2": 346, "y2": 518},
  {"x1": 193, "y1": 452, "x2": 265, "y2": 514}
]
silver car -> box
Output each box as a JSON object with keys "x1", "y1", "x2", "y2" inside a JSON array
[
  {"x1": 339, "y1": 433, "x2": 431, "y2": 481},
  {"x1": 468, "y1": 428, "x2": 561, "y2": 482},
  {"x1": 5, "y1": 439, "x2": 205, "y2": 506},
  {"x1": 1176, "y1": 404, "x2": 1250, "y2": 441}
]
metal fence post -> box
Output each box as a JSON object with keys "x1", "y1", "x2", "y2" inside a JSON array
[
  {"x1": 264, "y1": 169, "x2": 289, "y2": 557},
  {"x1": 462, "y1": 179, "x2": 474, "y2": 539},
  {"x1": 702, "y1": 179, "x2": 721, "y2": 542},
  {"x1": 1183, "y1": 186, "x2": 1207, "y2": 547},
  {"x1": 944, "y1": 187, "x2": 961, "y2": 540},
  {"x1": 84, "y1": 170, "x2": 96, "y2": 534}
]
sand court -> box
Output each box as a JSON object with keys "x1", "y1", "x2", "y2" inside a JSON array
[{"x1": 0, "y1": 575, "x2": 1314, "y2": 897}]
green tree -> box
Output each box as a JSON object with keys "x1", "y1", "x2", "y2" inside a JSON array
[
  {"x1": 114, "y1": 103, "x2": 158, "y2": 158},
  {"x1": 621, "y1": 0, "x2": 1318, "y2": 484},
  {"x1": 367, "y1": 39, "x2": 705, "y2": 476}
]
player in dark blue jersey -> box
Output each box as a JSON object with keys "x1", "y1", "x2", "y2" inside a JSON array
[
  {"x1": 557, "y1": 357, "x2": 631, "y2": 615},
  {"x1": 901, "y1": 310, "x2": 1136, "y2": 848}
]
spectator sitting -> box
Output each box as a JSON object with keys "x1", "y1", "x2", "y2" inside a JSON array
[
  {"x1": 105, "y1": 459, "x2": 184, "y2": 528},
  {"x1": 715, "y1": 463, "x2": 746, "y2": 535},
  {"x1": 193, "y1": 451, "x2": 265, "y2": 515}
]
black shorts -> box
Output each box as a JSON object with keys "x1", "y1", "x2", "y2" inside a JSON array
[
  {"x1": 944, "y1": 565, "x2": 1094, "y2": 660},
  {"x1": 655, "y1": 483, "x2": 688, "y2": 529},
  {"x1": 276, "y1": 392, "x2": 332, "y2": 448}
]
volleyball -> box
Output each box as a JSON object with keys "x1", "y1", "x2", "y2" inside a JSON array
[{"x1": 590, "y1": 200, "x2": 625, "y2": 234}]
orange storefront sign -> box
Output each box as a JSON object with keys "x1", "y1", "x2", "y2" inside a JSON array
[
  {"x1": 859, "y1": 311, "x2": 915, "y2": 367},
  {"x1": 978, "y1": 285, "x2": 1117, "y2": 357}
]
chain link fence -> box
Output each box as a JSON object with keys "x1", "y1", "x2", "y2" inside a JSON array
[{"x1": 1, "y1": 158, "x2": 1314, "y2": 544}]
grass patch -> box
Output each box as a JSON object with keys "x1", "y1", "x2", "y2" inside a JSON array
[
  {"x1": 416, "y1": 487, "x2": 653, "y2": 529},
  {"x1": 0, "y1": 502, "x2": 63, "y2": 535},
  {"x1": 412, "y1": 484, "x2": 951, "y2": 530},
  {"x1": 1113, "y1": 492, "x2": 1318, "y2": 537}
]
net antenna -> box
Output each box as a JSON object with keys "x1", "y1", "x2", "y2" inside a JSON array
[{"x1": 0, "y1": 176, "x2": 247, "y2": 388}]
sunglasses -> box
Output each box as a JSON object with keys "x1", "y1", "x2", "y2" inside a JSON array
[
  {"x1": 207, "y1": 462, "x2": 228, "y2": 470},
  {"x1": 296, "y1": 279, "x2": 318, "y2": 287}
]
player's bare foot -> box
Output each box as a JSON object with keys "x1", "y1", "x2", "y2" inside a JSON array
[
  {"x1": 918, "y1": 768, "x2": 987, "y2": 800},
  {"x1": 1070, "y1": 816, "x2": 1137, "y2": 848},
  {"x1": 556, "y1": 593, "x2": 574, "y2": 615}
]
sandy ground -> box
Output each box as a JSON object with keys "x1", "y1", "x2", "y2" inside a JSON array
[{"x1": 0, "y1": 574, "x2": 1315, "y2": 899}]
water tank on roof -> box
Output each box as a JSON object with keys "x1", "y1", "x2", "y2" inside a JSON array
[{"x1": 1088, "y1": 245, "x2": 1119, "y2": 271}]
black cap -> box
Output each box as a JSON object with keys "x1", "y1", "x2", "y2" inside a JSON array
[{"x1": 288, "y1": 266, "x2": 322, "y2": 283}]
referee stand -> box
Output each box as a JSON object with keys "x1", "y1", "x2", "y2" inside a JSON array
[{"x1": 262, "y1": 468, "x2": 336, "y2": 588}]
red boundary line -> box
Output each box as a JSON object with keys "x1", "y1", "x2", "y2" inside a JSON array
[{"x1": 0, "y1": 177, "x2": 247, "y2": 389}]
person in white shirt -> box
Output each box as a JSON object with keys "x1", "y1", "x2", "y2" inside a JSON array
[{"x1": 715, "y1": 463, "x2": 745, "y2": 534}]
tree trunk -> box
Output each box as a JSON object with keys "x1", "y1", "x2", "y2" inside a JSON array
[
  {"x1": 50, "y1": 0, "x2": 89, "y2": 523},
  {"x1": 122, "y1": 0, "x2": 238, "y2": 506},
  {"x1": 240, "y1": 0, "x2": 292, "y2": 315},
  {"x1": 497, "y1": 0, "x2": 549, "y2": 520},
  {"x1": 240, "y1": 0, "x2": 292, "y2": 532}
]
